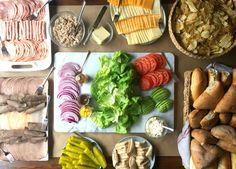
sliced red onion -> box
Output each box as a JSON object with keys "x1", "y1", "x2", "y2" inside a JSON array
[
  {"x1": 58, "y1": 62, "x2": 82, "y2": 78},
  {"x1": 57, "y1": 88, "x2": 80, "y2": 100},
  {"x1": 61, "y1": 112, "x2": 80, "y2": 123}
]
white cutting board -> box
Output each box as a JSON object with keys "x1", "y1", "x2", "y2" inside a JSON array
[
  {"x1": 0, "y1": 0, "x2": 51, "y2": 72},
  {"x1": 54, "y1": 52, "x2": 175, "y2": 133}
]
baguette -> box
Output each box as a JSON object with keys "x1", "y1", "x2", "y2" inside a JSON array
[
  {"x1": 230, "y1": 114, "x2": 236, "y2": 128},
  {"x1": 193, "y1": 81, "x2": 224, "y2": 110},
  {"x1": 191, "y1": 68, "x2": 208, "y2": 101},
  {"x1": 200, "y1": 110, "x2": 219, "y2": 130},
  {"x1": 211, "y1": 125, "x2": 236, "y2": 145},
  {"x1": 208, "y1": 68, "x2": 220, "y2": 87},
  {"x1": 191, "y1": 129, "x2": 218, "y2": 145},
  {"x1": 217, "y1": 140, "x2": 236, "y2": 153},
  {"x1": 219, "y1": 113, "x2": 232, "y2": 124},
  {"x1": 189, "y1": 109, "x2": 209, "y2": 129},
  {"x1": 221, "y1": 71, "x2": 232, "y2": 91},
  {"x1": 214, "y1": 85, "x2": 236, "y2": 113},
  {"x1": 217, "y1": 151, "x2": 231, "y2": 169},
  {"x1": 231, "y1": 153, "x2": 236, "y2": 169}
]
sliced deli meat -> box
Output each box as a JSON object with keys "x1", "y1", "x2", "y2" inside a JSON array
[{"x1": 0, "y1": 0, "x2": 46, "y2": 21}]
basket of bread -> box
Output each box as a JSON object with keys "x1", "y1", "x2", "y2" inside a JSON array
[
  {"x1": 168, "y1": 0, "x2": 236, "y2": 59},
  {"x1": 183, "y1": 64, "x2": 236, "y2": 169}
]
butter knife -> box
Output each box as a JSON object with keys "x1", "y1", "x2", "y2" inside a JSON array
[{"x1": 83, "y1": 5, "x2": 107, "y2": 45}]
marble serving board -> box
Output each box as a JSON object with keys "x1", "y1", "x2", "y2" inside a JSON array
[{"x1": 53, "y1": 52, "x2": 175, "y2": 133}]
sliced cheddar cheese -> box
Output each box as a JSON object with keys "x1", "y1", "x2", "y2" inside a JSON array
[
  {"x1": 110, "y1": 5, "x2": 153, "y2": 20},
  {"x1": 108, "y1": 0, "x2": 154, "y2": 9},
  {"x1": 126, "y1": 27, "x2": 162, "y2": 45},
  {"x1": 114, "y1": 14, "x2": 160, "y2": 34}
]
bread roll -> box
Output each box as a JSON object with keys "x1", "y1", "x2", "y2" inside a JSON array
[
  {"x1": 189, "y1": 109, "x2": 209, "y2": 129},
  {"x1": 231, "y1": 153, "x2": 236, "y2": 169},
  {"x1": 217, "y1": 151, "x2": 231, "y2": 169},
  {"x1": 191, "y1": 68, "x2": 208, "y2": 101},
  {"x1": 193, "y1": 81, "x2": 224, "y2": 110},
  {"x1": 191, "y1": 139, "x2": 223, "y2": 169},
  {"x1": 217, "y1": 140, "x2": 236, "y2": 153},
  {"x1": 200, "y1": 110, "x2": 219, "y2": 130},
  {"x1": 233, "y1": 69, "x2": 236, "y2": 85},
  {"x1": 219, "y1": 113, "x2": 232, "y2": 124},
  {"x1": 190, "y1": 156, "x2": 218, "y2": 169},
  {"x1": 191, "y1": 129, "x2": 218, "y2": 145},
  {"x1": 221, "y1": 71, "x2": 232, "y2": 91},
  {"x1": 208, "y1": 68, "x2": 220, "y2": 87},
  {"x1": 214, "y1": 85, "x2": 236, "y2": 113},
  {"x1": 211, "y1": 125, "x2": 236, "y2": 145},
  {"x1": 230, "y1": 114, "x2": 236, "y2": 128}
]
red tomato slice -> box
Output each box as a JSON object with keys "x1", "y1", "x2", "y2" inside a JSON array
[{"x1": 139, "y1": 77, "x2": 152, "y2": 91}]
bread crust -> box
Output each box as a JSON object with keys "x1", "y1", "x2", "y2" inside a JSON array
[
  {"x1": 191, "y1": 129, "x2": 218, "y2": 145},
  {"x1": 191, "y1": 68, "x2": 208, "y2": 102},
  {"x1": 189, "y1": 109, "x2": 209, "y2": 129},
  {"x1": 193, "y1": 81, "x2": 224, "y2": 110}
]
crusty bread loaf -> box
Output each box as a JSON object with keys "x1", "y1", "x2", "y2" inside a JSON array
[
  {"x1": 217, "y1": 151, "x2": 231, "y2": 169},
  {"x1": 190, "y1": 157, "x2": 218, "y2": 169},
  {"x1": 214, "y1": 84, "x2": 236, "y2": 113},
  {"x1": 191, "y1": 129, "x2": 218, "y2": 145},
  {"x1": 191, "y1": 68, "x2": 208, "y2": 101},
  {"x1": 191, "y1": 139, "x2": 223, "y2": 169},
  {"x1": 221, "y1": 71, "x2": 232, "y2": 91},
  {"x1": 193, "y1": 81, "x2": 224, "y2": 110},
  {"x1": 231, "y1": 153, "x2": 236, "y2": 169},
  {"x1": 200, "y1": 110, "x2": 219, "y2": 130},
  {"x1": 233, "y1": 69, "x2": 236, "y2": 85},
  {"x1": 219, "y1": 113, "x2": 232, "y2": 124},
  {"x1": 208, "y1": 68, "x2": 220, "y2": 87},
  {"x1": 189, "y1": 109, "x2": 209, "y2": 129},
  {"x1": 211, "y1": 125, "x2": 236, "y2": 145},
  {"x1": 184, "y1": 71, "x2": 192, "y2": 122},
  {"x1": 217, "y1": 140, "x2": 236, "y2": 153},
  {"x1": 230, "y1": 114, "x2": 236, "y2": 128}
]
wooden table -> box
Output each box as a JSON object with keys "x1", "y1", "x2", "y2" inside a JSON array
[{"x1": 1, "y1": 0, "x2": 236, "y2": 168}]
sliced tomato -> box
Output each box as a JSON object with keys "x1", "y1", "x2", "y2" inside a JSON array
[
  {"x1": 134, "y1": 61, "x2": 144, "y2": 74},
  {"x1": 155, "y1": 68, "x2": 172, "y2": 85},
  {"x1": 139, "y1": 77, "x2": 152, "y2": 91}
]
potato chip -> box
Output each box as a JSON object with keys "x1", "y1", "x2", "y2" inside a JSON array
[{"x1": 174, "y1": 0, "x2": 235, "y2": 56}]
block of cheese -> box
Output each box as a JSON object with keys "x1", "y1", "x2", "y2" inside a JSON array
[
  {"x1": 92, "y1": 26, "x2": 110, "y2": 45},
  {"x1": 114, "y1": 14, "x2": 160, "y2": 34},
  {"x1": 126, "y1": 27, "x2": 162, "y2": 45},
  {"x1": 108, "y1": 0, "x2": 155, "y2": 9}
]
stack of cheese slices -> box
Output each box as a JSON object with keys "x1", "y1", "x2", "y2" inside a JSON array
[
  {"x1": 108, "y1": 0, "x2": 163, "y2": 45},
  {"x1": 184, "y1": 67, "x2": 236, "y2": 169}
]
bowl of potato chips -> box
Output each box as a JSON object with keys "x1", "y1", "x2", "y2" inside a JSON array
[{"x1": 168, "y1": 0, "x2": 236, "y2": 59}]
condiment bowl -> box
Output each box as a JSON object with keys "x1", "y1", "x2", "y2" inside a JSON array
[
  {"x1": 49, "y1": 11, "x2": 86, "y2": 48},
  {"x1": 145, "y1": 116, "x2": 168, "y2": 138}
]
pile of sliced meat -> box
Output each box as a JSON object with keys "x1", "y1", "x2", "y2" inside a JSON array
[
  {"x1": 134, "y1": 53, "x2": 172, "y2": 90},
  {"x1": 0, "y1": 40, "x2": 48, "y2": 62},
  {"x1": 0, "y1": 77, "x2": 43, "y2": 95},
  {"x1": 0, "y1": 20, "x2": 46, "y2": 41},
  {"x1": 0, "y1": 77, "x2": 48, "y2": 161},
  {"x1": 57, "y1": 62, "x2": 82, "y2": 123},
  {"x1": 0, "y1": 0, "x2": 45, "y2": 21},
  {"x1": 0, "y1": 0, "x2": 48, "y2": 62}
]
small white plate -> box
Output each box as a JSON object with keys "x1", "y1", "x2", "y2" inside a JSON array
[{"x1": 113, "y1": 136, "x2": 156, "y2": 169}]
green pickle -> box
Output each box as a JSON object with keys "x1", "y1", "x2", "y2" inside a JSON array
[
  {"x1": 92, "y1": 146, "x2": 107, "y2": 168},
  {"x1": 74, "y1": 165, "x2": 96, "y2": 169},
  {"x1": 62, "y1": 149, "x2": 81, "y2": 159},
  {"x1": 83, "y1": 148, "x2": 100, "y2": 166},
  {"x1": 72, "y1": 159, "x2": 98, "y2": 168},
  {"x1": 66, "y1": 143, "x2": 84, "y2": 153}
]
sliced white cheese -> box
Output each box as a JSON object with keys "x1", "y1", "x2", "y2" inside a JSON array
[{"x1": 92, "y1": 26, "x2": 110, "y2": 45}]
